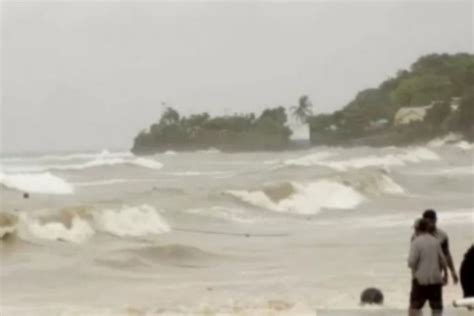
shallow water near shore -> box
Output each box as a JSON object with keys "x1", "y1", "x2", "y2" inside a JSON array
[{"x1": 1, "y1": 143, "x2": 473, "y2": 315}]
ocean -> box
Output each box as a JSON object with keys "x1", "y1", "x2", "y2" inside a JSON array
[{"x1": 1, "y1": 140, "x2": 473, "y2": 315}]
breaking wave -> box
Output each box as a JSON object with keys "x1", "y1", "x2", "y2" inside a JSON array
[
  {"x1": 335, "y1": 170, "x2": 405, "y2": 195},
  {"x1": 1, "y1": 205, "x2": 171, "y2": 244},
  {"x1": 226, "y1": 171, "x2": 404, "y2": 215},
  {"x1": 227, "y1": 180, "x2": 365, "y2": 215},
  {"x1": 17, "y1": 213, "x2": 95, "y2": 244},
  {"x1": 0, "y1": 172, "x2": 74, "y2": 194},
  {"x1": 92, "y1": 205, "x2": 170, "y2": 237}
]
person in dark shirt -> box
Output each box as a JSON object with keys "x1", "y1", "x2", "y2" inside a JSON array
[{"x1": 460, "y1": 244, "x2": 474, "y2": 298}]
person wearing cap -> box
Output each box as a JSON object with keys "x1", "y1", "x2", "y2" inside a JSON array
[{"x1": 422, "y1": 209, "x2": 459, "y2": 285}]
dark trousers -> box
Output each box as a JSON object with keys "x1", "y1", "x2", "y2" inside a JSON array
[{"x1": 410, "y1": 279, "x2": 443, "y2": 311}]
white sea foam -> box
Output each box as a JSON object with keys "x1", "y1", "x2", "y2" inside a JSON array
[
  {"x1": 17, "y1": 214, "x2": 94, "y2": 243},
  {"x1": 317, "y1": 147, "x2": 440, "y2": 171},
  {"x1": 92, "y1": 205, "x2": 170, "y2": 237},
  {"x1": 227, "y1": 180, "x2": 365, "y2": 215},
  {"x1": 199, "y1": 147, "x2": 221, "y2": 154},
  {"x1": 428, "y1": 133, "x2": 463, "y2": 147},
  {"x1": 456, "y1": 141, "x2": 474, "y2": 150},
  {"x1": 164, "y1": 150, "x2": 177, "y2": 155},
  {"x1": 1, "y1": 149, "x2": 133, "y2": 163},
  {"x1": 58, "y1": 156, "x2": 163, "y2": 171},
  {"x1": 2, "y1": 157, "x2": 164, "y2": 173},
  {"x1": 73, "y1": 179, "x2": 129, "y2": 187},
  {"x1": 411, "y1": 165, "x2": 474, "y2": 176},
  {"x1": 0, "y1": 172, "x2": 74, "y2": 194},
  {"x1": 283, "y1": 152, "x2": 334, "y2": 167},
  {"x1": 441, "y1": 166, "x2": 474, "y2": 175}
]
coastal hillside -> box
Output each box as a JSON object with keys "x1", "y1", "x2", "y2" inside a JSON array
[
  {"x1": 308, "y1": 53, "x2": 474, "y2": 146},
  {"x1": 132, "y1": 107, "x2": 292, "y2": 154},
  {"x1": 132, "y1": 53, "x2": 474, "y2": 154}
]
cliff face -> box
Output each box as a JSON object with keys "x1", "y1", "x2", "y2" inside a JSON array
[
  {"x1": 131, "y1": 107, "x2": 292, "y2": 155},
  {"x1": 308, "y1": 53, "x2": 474, "y2": 146}
]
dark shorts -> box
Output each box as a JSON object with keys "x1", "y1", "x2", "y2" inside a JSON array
[{"x1": 410, "y1": 279, "x2": 443, "y2": 310}]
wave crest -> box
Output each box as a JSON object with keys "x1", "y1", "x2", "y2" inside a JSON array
[
  {"x1": 17, "y1": 213, "x2": 94, "y2": 243},
  {"x1": 227, "y1": 180, "x2": 365, "y2": 215},
  {"x1": 0, "y1": 172, "x2": 74, "y2": 194},
  {"x1": 92, "y1": 205, "x2": 170, "y2": 237}
]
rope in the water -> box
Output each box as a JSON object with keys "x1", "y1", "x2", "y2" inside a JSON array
[{"x1": 172, "y1": 227, "x2": 289, "y2": 237}]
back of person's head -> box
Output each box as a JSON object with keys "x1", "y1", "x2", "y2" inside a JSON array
[
  {"x1": 413, "y1": 218, "x2": 422, "y2": 235},
  {"x1": 423, "y1": 209, "x2": 437, "y2": 222},
  {"x1": 417, "y1": 218, "x2": 430, "y2": 233}
]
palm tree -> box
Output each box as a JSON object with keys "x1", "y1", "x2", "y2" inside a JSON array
[{"x1": 291, "y1": 95, "x2": 313, "y2": 124}]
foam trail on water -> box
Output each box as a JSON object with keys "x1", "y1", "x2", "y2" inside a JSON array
[
  {"x1": 2, "y1": 157, "x2": 164, "y2": 173},
  {"x1": 283, "y1": 151, "x2": 334, "y2": 167},
  {"x1": 74, "y1": 179, "x2": 129, "y2": 187},
  {"x1": 0, "y1": 172, "x2": 74, "y2": 194},
  {"x1": 1, "y1": 149, "x2": 133, "y2": 162}
]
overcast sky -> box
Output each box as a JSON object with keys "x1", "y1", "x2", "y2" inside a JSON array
[{"x1": 1, "y1": 1, "x2": 472, "y2": 154}]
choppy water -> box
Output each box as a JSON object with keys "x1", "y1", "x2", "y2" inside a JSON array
[{"x1": 1, "y1": 141, "x2": 473, "y2": 315}]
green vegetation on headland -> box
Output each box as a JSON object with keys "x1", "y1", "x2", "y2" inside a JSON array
[
  {"x1": 308, "y1": 53, "x2": 474, "y2": 146},
  {"x1": 132, "y1": 107, "x2": 293, "y2": 154},
  {"x1": 132, "y1": 53, "x2": 474, "y2": 154}
]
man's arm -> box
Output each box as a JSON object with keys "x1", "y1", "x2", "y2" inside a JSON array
[
  {"x1": 442, "y1": 236, "x2": 458, "y2": 284},
  {"x1": 408, "y1": 242, "x2": 419, "y2": 270},
  {"x1": 438, "y1": 245, "x2": 448, "y2": 285}
]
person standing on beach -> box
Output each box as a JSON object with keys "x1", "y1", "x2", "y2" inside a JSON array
[
  {"x1": 422, "y1": 209, "x2": 459, "y2": 285},
  {"x1": 408, "y1": 218, "x2": 447, "y2": 316}
]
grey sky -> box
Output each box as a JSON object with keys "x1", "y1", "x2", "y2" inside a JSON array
[{"x1": 1, "y1": 1, "x2": 472, "y2": 154}]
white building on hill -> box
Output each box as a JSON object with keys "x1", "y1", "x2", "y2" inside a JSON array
[{"x1": 394, "y1": 105, "x2": 433, "y2": 126}]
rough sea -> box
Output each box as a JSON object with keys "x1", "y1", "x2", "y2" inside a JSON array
[{"x1": 1, "y1": 138, "x2": 473, "y2": 315}]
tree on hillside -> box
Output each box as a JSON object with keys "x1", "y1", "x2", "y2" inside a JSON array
[
  {"x1": 457, "y1": 92, "x2": 474, "y2": 140},
  {"x1": 291, "y1": 95, "x2": 313, "y2": 123},
  {"x1": 159, "y1": 107, "x2": 180, "y2": 126},
  {"x1": 424, "y1": 101, "x2": 451, "y2": 134}
]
